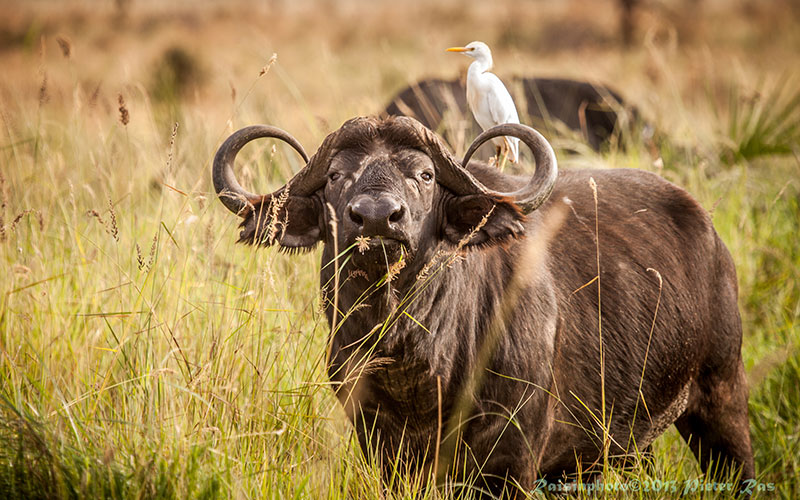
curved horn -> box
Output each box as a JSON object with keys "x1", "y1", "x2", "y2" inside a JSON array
[
  {"x1": 403, "y1": 118, "x2": 558, "y2": 215},
  {"x1": 461, "y1": 124, "x2": 558, "y2": 214},
  {"x1": 213, "y1": 125, "x2": 309, "y2": 216}
]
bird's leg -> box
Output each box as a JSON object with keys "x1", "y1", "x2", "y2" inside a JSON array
[
  {"x1": 488, "y1": 145, "x2": 501, "y2": 168},
  {"x1": 498, "y1": 146, "x2": 509, "y2": 172}
]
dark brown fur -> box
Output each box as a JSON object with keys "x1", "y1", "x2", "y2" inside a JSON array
[{"x1": 224, "y1": 117, "x2": 753, "y2": 497}]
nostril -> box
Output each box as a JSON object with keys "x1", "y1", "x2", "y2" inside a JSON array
[
  {"x1": 348, "y1": 205, "x2": 364, "y2": 226},
  {"x1": 389, "y1": 205, "x2": 405, "y2": 223}
]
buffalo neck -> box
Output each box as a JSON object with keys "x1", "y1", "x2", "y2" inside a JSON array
[{"x1": 321, "y1": 240, "x2": 532, "y2": 397}]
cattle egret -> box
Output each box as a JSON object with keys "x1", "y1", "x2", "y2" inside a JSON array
[{"x1": 447, "y1": 41, "x2": 520, "y2": 169}]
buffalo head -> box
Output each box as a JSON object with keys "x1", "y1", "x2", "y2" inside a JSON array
[{"x1": 213, "y1": 117, "x2": 557, "y2": 278}]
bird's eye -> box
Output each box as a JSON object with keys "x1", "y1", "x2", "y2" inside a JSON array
[
  {"x1": 419, "y1": 171, "x2": 433, "y2": 183},
  {"x1": 329, "y1": 172, "x2": 341, "y2": 182}
]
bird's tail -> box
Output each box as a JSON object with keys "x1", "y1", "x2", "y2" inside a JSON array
[{"x1": 505, "y1": 136, "x2": 520, "y2": 163}]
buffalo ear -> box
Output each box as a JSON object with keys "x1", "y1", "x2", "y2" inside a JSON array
[
  {"x1": 443, "y1": 194, "x2": 526, "y2": 247},
  {"x1": 239, "y1": 195, "x2": 323, "y2": 251}
]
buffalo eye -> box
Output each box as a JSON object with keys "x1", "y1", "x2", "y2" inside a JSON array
[
  {"x1": 419, "y1": 171, "x2": 433, "y2": 183},
  {"x1": 329, "y1": 172, "x2": 341, "y2": 182}
]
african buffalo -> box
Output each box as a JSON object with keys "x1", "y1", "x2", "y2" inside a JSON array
[
  {"x1": 213, "y1": 116, "x2": 753, "y2": 496},
  {"x1": 382, "y1": 77, "x2": 645, "y2": 152}
]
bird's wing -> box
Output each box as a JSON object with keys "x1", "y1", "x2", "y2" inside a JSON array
[{"x1": 484, "y1": 73, "x2": 520, "y2": 125}]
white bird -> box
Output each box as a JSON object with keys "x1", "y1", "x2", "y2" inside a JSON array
[{"x1": 447, "y1": 41, "x2": 520, "y2": 168}]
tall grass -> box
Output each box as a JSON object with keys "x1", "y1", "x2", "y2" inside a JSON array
[
  {"x1": 1, "y1": 0, "x2": 799, "y2": 498},
  {"x1": 715, "y1": 76, "x2": 800, "y2": 165}
]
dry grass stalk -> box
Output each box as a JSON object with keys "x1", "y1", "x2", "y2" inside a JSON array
[
  {"x1": 415, "y1": 205, "x2": 494, "y2": 283},
  {"x1": 56, "y1": 36, "x2": 72, "y2": 59},
  {"x1": 318, "y1": 286, "x2": 329, "y2": 317},
  {"x1": 86, "y1": 205, "x2": 119, "y2": 242},
  {"x1": 387, "y1": 258, "x2": 406, "y2": 283},
  {"x1": 148, "y1": 233, "x2": 158, "y2": 268},
  {"x1": 627, "y1": 267, "x2": 664, "y2": 444},
  {"x1": 166, "y1": 122, "x2": 179, "y2": 171},
  {"x1": 10, "y1": 209, "x2": 44, "y2": 233},
  {"x1": 326, "y1": 202, "x2": 341, "y2": 365},
  {"x1": 135, "y1": 243, "x2": 145, "y2": 270},
  {"x1": 588, "y1": 175, "x2": 611, "y2": 469},
  {"x1": 0, "y1": 172, "x2": 6, "y2": 241},
  {"x1": 229, "y1": 80, "x2": 236, "y2": 103},
  {"x1": 455, "y1": 205, "x2": 495, "y2": 250},
  {"x1": 262, "y1": 188, "x2": 289, "y2": 244},
  {"x1": 415, "y1": 249, "x2": 447, "y2": 283},
  {"x1": 258, "y1": 53, "x2": 278, "y2": 77},
  {"x1": 345, "y1": 355, "x2": 393, "y2": 381},
  {"x1": 38, "y1": 72, "x2": 49, "y2": 106},
  {"x1": 117, "y1": 93, "x2": 129, "y2": 126},
  {"x1": 107, "y1": 198, "x2": 118, "y2": 241},
  {"x1": 348, "y1": 269, "x2": 369, "y2": 280},
  {"x1": 87, "y1": 209, "x2": 105, "y2": 227}
]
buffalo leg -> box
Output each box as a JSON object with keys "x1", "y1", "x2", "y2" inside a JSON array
[{"x1": 674, "y1": 361, "x2": 755, "y2": 490}]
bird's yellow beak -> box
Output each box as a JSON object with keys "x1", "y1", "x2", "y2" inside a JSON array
[{"x1": 446, "y1": 46, "x2": 470, "y2": 53}]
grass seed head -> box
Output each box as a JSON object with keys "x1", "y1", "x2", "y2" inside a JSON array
[
  {"x1": 10, "y1": 209, "x2": 44, "y2": 233},
  {"x1": 166, "y1": 122, "x2": 179, "y2": 171},
  {"x1": 387, "y1": 255, "x2": 406, "y2": 283},
  {"x1": 107, "y1": 198, "x2": 118, "y2": 242},
  {"x1": 87, "y1": 209, "x2": 105, "y2": 226},
  {"x1": 356, "y1": 235, "x2": 371, "y2": 253},
  {"x1": 259, "y1": 53, "x2": 278, "y2": 77},
  {"x1": 136, "y1": 243, "x2": 145, "y2": 270},
  {"x1": 56, "y1": 36, "x2": 72, "y2": 59},
  {"x1": 0, "y1": 172, "x2": 5, "y2": 241},
  {"x1": 38, "y1": 72, "x2": 49, "y2": 106},
  {"x1": 148, "y1": 233, "x2": 158, "y2": 268},
  {"x1": 117, "y1": 93, "x2": 129, "y2": 125}
]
